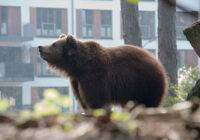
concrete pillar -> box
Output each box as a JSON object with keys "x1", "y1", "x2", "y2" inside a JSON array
[
  {"x1": 155, "y1": 0, "x2": 158, "y2": 58},
  {"x1": 22, "y1": 83, "x2": 31, "y2": 105},
  {"x1": 21, "y1": 44, "x2": 31, "y2": 63},
  {"x1": 68, "y1": 0, "x2": 73, "y2": 35},
  {"x1": 112, "y1": 0, "x2": 121, "y2": 41},
  {"x1": 21, "y1": 1, "x2": 30, "y2": 36}
]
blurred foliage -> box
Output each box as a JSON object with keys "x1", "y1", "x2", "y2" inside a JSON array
[
  {"x1": 33, "y1": 88, "x2": 71, "y2": 118},
  {"x1": 34, "y1": 100, "x2": 61, "y2": 117},
  {"x1": 20, "y1": 110, "x2": 32, "y2": 119},
  {"x1": 163, "y1": 66, "x2": 200, "y2": 107},
  {"x1": 127, "y1": 0, "x2": 139, "y2": 4},
  {"x1": 64, "y1": 122, "x2": 73, "y2": 131},
  {"x1": 178, "y1": 66, "x2": 200, "y2": 94},
  {"x1": 93, "y1": 109, "x2": 106, "y2": 117},
  {"x1": 111, "y1": 111, "x2": 130, "y2": 122},
  {"x1": 0, "y1": 99, "x2": 9, "y2": 112},
  {"x1": 128, "y1": 120, "x2": 137, "y2": 130}
]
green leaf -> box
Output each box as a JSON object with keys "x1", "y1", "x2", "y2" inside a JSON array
[
  {"x1": 111, "y1": 112, "x2": 130, "y2": 122},
  {"x1": 64, "y1": 122, "x2": 73, "y2": 131},
  {"x1": 0, "y1": 100, "x2": 9, "y2": 112},
  {"x1": 93, "y1": 109, "x2": 106, "y2": 117},
  {"x1": 61, "y1": 96, "x2": 71, "y2": 108},
  {"x1": 33, "y1": 100, "x2": 61, "y2": 118},
  {"x1": 58, "y1": 113, "x2": 75, "y2": 122},
  {"x1": 127, "y1": 0, "x2": 139, "y2": 4},
  {"x1": 43, "y1": 88, "x2": 60, "y2": 102}
]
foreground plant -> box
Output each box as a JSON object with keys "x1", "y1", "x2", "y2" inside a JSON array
[
  {"x1": 0, "y1": 99, "x2": 9, "y2": 112},
  {"x1": 34, "y1": 88, "x2": 71, "y2": 118},
  {"x1": 164, "y1": 66, "x2": 200, "y2": 107}
]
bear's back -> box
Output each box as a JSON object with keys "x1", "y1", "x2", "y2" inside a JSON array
[{"x1": 105, "y1": 45, "x2": 167, "y2": 107}]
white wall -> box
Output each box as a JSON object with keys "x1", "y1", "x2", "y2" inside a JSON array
[{"x1": 176, "y1": 0, "x2": 199, "y2": 11}]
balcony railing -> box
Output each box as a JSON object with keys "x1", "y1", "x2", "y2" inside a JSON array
[
  {"x1": 0, "y1": 24, "x2": 34, "y2": 41},
  {"x1": 0, "y1": 63, "x2": 34, "y2": 82},
  {"x1": 82, "y1": 24, "x2": 94, "y2": 38},
  {"x1": 101, "y1": 25, "x2": 112, "y2": 39}
]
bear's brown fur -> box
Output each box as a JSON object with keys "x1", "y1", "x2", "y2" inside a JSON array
[{"x1": 38, "y1": 34, "x2": 168, "y2": 109}]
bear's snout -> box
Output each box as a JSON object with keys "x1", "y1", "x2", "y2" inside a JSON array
[{"x1": 38, "y1": 46, "x2": 43, "y2": 52}]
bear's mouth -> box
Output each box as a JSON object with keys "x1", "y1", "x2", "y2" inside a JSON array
[
  {"x1": 38, "y1": 47, "x2": 52, "y2": 60},
  {"x1": 39, "y1": 52, "x2": 50, "y2": 60}
]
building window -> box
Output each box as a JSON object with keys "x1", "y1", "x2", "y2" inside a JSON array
[
  {"x1": 0, "y1": 7, "x2": 7, "y2": 35},
  {"x1": 177, "y1": 50, "x2": 198, "y2": 68},
  {"x1": 0, "y1": 87, "x2": 22, "y2": 109},
  {"x1": 82, "y1": 10, "x2": 93, "y2": 38},
  {"x1": 176, "y1": 12, "x2": 197, "y2": 39},
  {"x1": 139, "y1": 11, "x2": 155, "y2": 39},
  {"x1": 36, "y1": 8, "x2": 62, "y2": 37},
  {"x1": 0, "y1": 47, "x2": 22, "y2": 63},
  {"x1": 77, "y1": 9, "x2": 113, "y2": 39},
  {"x1": 101, "y1": 11, "x2": 112, "y2": 39},
  {"x1": 177, "y1": 50, "x2": 186, "y2": 68}
]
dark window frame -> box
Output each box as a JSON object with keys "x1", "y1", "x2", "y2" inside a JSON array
[
  {"x1": 100, "y1": 10, "x2": 112, "y2": 39},
  {"x1": 82, "y1": 10, "x2": 94, "y2": 38},
  {"x1": 177, "y1": 50, "x2": 186, "y2": 68},
  {"x1": 0, "y1": 87, "x2": 22, "y2": 109},
  {"x1": 0, "y1": 6, "x2": 8, "y2": 35},
  {"x1": 176, "y1": 12, "x2": 198, "y2": 40},
  {"x1": 139, "y1": 11, "x2": 156, "y2": 39},
  {"x1": 0, "y1": 47, "x2": 22, "y2": 63},
  {"x1": 36, "y1": 8, "x2": 62, "y2": 37}
]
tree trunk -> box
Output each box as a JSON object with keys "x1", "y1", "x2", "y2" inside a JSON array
[
  {"x1": 158, "y1": 0, "x2": 177, "y2": 96},
  {"x1": 120, "y1": 0, "x2": 142, "y2": 47},
  {"x1": 183, "y1": 21, "x2": 200, "y2": 100}
]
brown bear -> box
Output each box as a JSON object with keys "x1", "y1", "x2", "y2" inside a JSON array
[{"x1": 38, "y1": 34, "x2": 168, "y2": 109}]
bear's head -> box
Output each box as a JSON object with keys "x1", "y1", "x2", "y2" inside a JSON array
[
  {"x1": 38, "y1": 34, "x2": 103, "y2": 76},
  {"x1": 38, "y1": 34, "x2": 82, "y2": 73}
]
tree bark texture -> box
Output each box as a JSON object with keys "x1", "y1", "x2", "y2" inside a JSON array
[
  {"x1": 183, "y1": 21, "x2": 200, "y2": 57},
  {"x1": 183, "y1": 22, "x2": 200, "y2": 100},
  {"x1": 158, "y1": 0, "x2": 177, "y2": 96},
  {"x1": 120, "y1": 0, "x2": 142, "y2": 47}
]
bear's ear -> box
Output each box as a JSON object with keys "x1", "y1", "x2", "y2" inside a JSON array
[
  {"x1": 59, "y1": 33, "x2": 67, "y2": 39},
  {"x1": 66, "y1": 34, "x2": 77, "y2": 48}
]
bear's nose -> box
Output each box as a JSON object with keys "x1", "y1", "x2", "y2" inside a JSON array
[{"x1": 38, "y1": 46, "x2": 42, "y2": 52}]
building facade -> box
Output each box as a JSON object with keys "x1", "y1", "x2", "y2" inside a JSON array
[{"x1": 0, "y1": 0, "x2": 199, "y2": 111}]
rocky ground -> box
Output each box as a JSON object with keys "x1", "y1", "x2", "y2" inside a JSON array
[{"x1": 0, "y1": 99, "x2": 199, "y2": 140}]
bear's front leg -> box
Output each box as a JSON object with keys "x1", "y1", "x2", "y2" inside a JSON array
[
  {"x1": 78, "y1": 80, "x2": 111, "y2": 109},
  {"x1": 69, "y1": 78, "x2": 88, "y2": 110}
]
